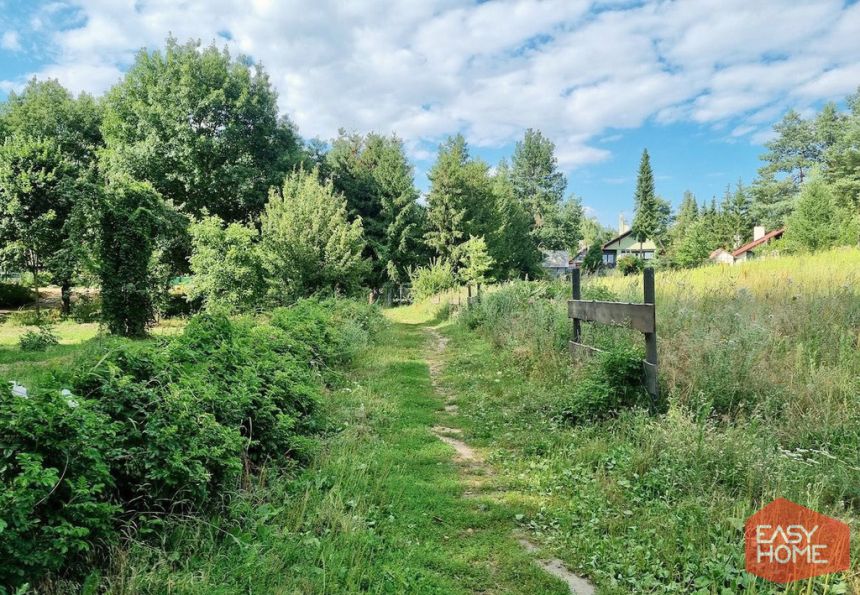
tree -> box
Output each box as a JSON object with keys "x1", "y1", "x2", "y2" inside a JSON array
[
  {"x1": 671, "y1": 191, "x2": 699, "y2": 246},
  {"x1": 785, "y1": 173, "x2": 841, "y2": 252},
  {"x1": 631, "y1": 149, "x2": 658, "y2": 257},
  {"x1": 534, "y1": 198, "x2": 583, "y2": 252},
  {"x1": 424, "y1": 135, "x2": 496, "y2": 261},
  {"x1": 101, "y1": 37, "x2": 303, "y2": 223},
  {"x1": 457, "y1": 235, "x2": 494, "y2": 286},
  {"x1": 489, "y1": 160, "x2": 542, "y2": 278},
  {"x1": 581, "y1": 240, "x2": 604, "y2": 273},
  {"x1": 0, "y1": 137, "x2": 89, "y2": 314},
  {"x1": 187, "y1": 215, "x2": 266, "y2": 312},
  {"x1": 824, "y1": 87, "x2": 860, "y2": 210},
  {"x1": 99, "y1": 178, "x2": 163, "y2": 336},
  {"x1": 673, "y1": 218, "x2": 715, "y2": 268},
  {"x1": 260, "y1": 169, "x2": 366, "y2": 299},
  {"x1": 326, "y1": 131, "x2": 425, "y2": 291},
  {"x1": 759, "y1": 109, "x2": 821, "y2": 186},
  {"x1": 717, "y1": 181, "x2": 752, "y2": 249},
  {"x1": 510, "y1": 129, "x2": 566, "y2": 229},
  {"x1": 0, "y1": 79, "x2": 103, "y2": 314}
]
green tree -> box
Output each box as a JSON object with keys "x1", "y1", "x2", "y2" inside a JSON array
[
  {"x1": 785, "y1": 173, "x2": 842, "y2": 251},
  {"x1": 99, "y1": 178, "x2": 163, "y2": 336},
  {"x1": 673, "y1": 218, "x2": 715, "y2": 268},
  {"x1": 717, "y1": 181, "x2": 752, "y2": 249},
  {"x1": 101, "y1": 37, "x2": 302, "y2": 223},
  {"x1": 187, "y1": 215, "x2": 266, "y2": 311},
  {"x1": 326, "y1": 131, "x2": 425, "y2": 291},
  {"x1": 260, "y1": 169, "x2": 366, "y2": 298},
  {"x1": 510, "y1": 129, "x2": 566, "y2": 230},
  {"x1": 457, "y1": 235, "x2": 494, "y2": 286},
  {"x1": 534, "y1": 197, "x2": 583, "y2": 252},
  {"x1": 671, "y1": 191, "x2": 699, "y2": 245},
  {"x1": 581, "y1": 240, "x2": 604, "y2": 273},
  {"x1": 759, "y1": 109, "x2": 821, "y2": 186},
  {"x1": 424, "y1": 135, "x2": 496, "y2": 261},
  {"x1": 824, "y1": 88, "x2": 860, "y2": 210},
  {"x1": 631, "y1": 149, "x2": 658, "y2": 256},
  {"x1": 489, "y1": 160, "x2": 542, "y2": 278}
]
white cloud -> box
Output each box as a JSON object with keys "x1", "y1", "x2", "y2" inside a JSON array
[
  {"x1": 1, "y1": 0, "x2": 858, "y2": 167},
  {"x1": 1, "y1": 31, "x2": 21, "y2": 51}
]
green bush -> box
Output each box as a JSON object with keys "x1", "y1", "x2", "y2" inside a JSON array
[
  {"x1": 18, "y1": 325, "x2": 59, "y2": 351},
  {"x1": 409, "y1": 259, "x2": 456, "y2": 301},
  {"x1": 0, "y1": 388, "x2": 119, "y2": 586},
  {"x1": 71, "y1": 295, "x2": 101, "y2": 323},
  {"x1": 0, "y1": 282, "x2": 34, "y2": 308},
  {"x1": 6, "y1": 308, "x2": 60, "y2": 327},
  {"x1": 617, "y1": 254, "x2": 645, "y2": 276},
  {"x1": 0, "y1": 298, "x2": 381, "y2": 589},
  {"x1": 559, "y1": 344, "x2": 652, "y2": 423}
]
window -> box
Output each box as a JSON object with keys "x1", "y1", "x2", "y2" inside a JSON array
[{"x1": 602, "y1": 252, "x2": 615, "y2": 265}]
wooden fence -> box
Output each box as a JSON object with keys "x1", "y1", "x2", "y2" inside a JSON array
[{"x1": 569, "y1": 267, "x2": 659, "y2": 404}]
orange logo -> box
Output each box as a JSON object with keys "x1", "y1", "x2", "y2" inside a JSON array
[{"x1": 745, "y1": 498, "x2": 850, "y2": 583}]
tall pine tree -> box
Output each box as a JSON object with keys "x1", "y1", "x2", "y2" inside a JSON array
[{"x1": 631, "y1": 149, "x2": 658, "y2": 257}]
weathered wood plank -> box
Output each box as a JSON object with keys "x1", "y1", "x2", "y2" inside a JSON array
[
  {"x1": 569, "y1": 341, "x2": 604, "y2": 359},
  {"x1": 643, "y1": 360, "x2": 658, "y2": 399},
  {"x1": 567, "y1": 300, "x2": 655, "y2": 333}
]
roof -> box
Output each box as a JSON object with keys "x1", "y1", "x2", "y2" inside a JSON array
[
  {"x1": 731, "y1": 227, "x2": 785, "y2": 257},
  {"x1": 602, "y1": 229, "x2": 634, "y2": 249},
  {"x1": 709, "y1": 248, "x2": 730, "y2": 258},
  {"x1": 541, "y1": 250, "x2": 571, "y2": 268}
]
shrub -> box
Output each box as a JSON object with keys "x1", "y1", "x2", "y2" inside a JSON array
[
  {"x1": 19, "y1": 325, "x2": 59, "y2": 351},
  {"x1": 617, "y1": 254, "x2": 645, "y2": 276},
  {"x1": 0, "y1": 282, "x2": 34, "y2": 308},
  {"x1": 71, "y1": 295, "x2": 101, "y2": 323},
  {"x1": 5, "y1": 308, "x2": 61, "y2": 327},
  {"x1": 409, "y1": 259, "x2": 456, "y2": 301},
  {"x1": 559, "y1": 344, "x2": 652, "y2": 423},
  {"x1": 1, "y1": 298, "x2": 380, "y2": 588},
  {"x1": 0, "y1": 388, "x2": 119, "y2": 585}
]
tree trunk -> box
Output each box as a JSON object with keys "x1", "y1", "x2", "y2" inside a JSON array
[{"x1": 60, "y1": 280, "x2": 72, "y2": 317}]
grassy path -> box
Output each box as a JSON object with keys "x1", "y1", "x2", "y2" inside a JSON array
[{"x1": 113, "y1": 306, "x2": 577, "y2": 593}]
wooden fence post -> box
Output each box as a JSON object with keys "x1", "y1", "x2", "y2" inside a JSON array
[
  {"x1": 571, "y1": 268, "x2": 581, "y2": 343},
  {"x1": 643, "y1": 268, "x2": 658, "y2": 406},
  {"x1": 477, "y1": 283, "x2": 482, "y2": 302}
]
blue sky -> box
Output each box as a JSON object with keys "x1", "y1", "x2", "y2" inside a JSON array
[{"x1": 2, "y1": 0, "x2": 859, "y2": 228}]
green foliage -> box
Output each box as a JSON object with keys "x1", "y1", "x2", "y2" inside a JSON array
[
  {"x1": 409, "y1": 259, "x2": 456, "y2": 300},
  {"x1": 785, "y1": 172, "x2": 851, "y2": 251},
  {"x1": 70, "y1": 295, "x2": 101, "y2": 323},
  {"x1": 672, "y1": 218, "x2": 714, "y2": 268},
  {"x1": 510, "y1": 128, "x2": 566, "y2": 227},
  {"x1": 261, "y1": 169, "x2": 367, "y2": 299},
  {"x1": 188, "y1": 215, "x2": 266, "y2": 312},
  {"x1": 488, "y1": 160, "x2": 543, "y2": 278},
  {"x1": 100, "y1": 37, "x2": 302, "y2": 223},
  {"x1": 631, "y1": 149, "x2": 661, "y2": 248},
  {"x1": 560, "y1": 344, "x2": 650, "y2": 423},
  {"x1": 0, "y1": 282, "x2": 33, "y2": 308},
  {"x1": 18, "y1": 325, "x2": 59, "y2": 351},
  {"x1": 457, "y1": 235, "x2": 494, "y2": 286},
  {"x1": 616, "y1": 254, "x2": 644, "y2": 276},
  {"x1": 581, "y1": 240, "x2": 604, "y2": 274},
  {"x1": 326, "y1": 131, "x2": 426, "y2": 287},
  {"x1": 534, "y1": 197, "x2": 583, "y2": 252},
  {"x1": 0, "y1": 388, "x2": 119, "y2": 587},
  {"x1": 424, "y1": 135, "x2": 496, "y2": 261},
  {"x1": 0, "y1": 299, "x2": 381, "y2": 588},
  {"x1": 99, "y1": 178, "x2": 163, "y2": 337}
]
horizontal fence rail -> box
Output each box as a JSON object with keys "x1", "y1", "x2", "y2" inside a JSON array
[{"x1": 569, "y1": 267, "x2": 659, "y2": 404}]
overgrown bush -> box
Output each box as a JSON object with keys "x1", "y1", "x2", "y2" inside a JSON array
[
  {"x1": 409, "y1": 259, "x2": 456, "y2": 301},
  {"x1": 71, "y1": 294, "x2": 101, "y2": 323},
  {"x1": 616, "y1": 254, "x2": 644, "y2": 276},
  {"x1": 0, "y1": 282, "x2": 34, "y2": 308},
  {"x1": 5, "y1": 308, "x2": 60, "y2": 327},
  {"x1": 18, "y1": 325, "x2": 59, "y2": 351},
  {"x1": 0, "y1": 298, "x2": 382, "y2": 589}
]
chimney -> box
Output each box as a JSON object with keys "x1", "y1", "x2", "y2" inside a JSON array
[
  {"x1": 619, "y1": 214, "x2": 629, "y2": 235},
  {"x1": 753, "y1": 226, "x2": 766, "y2": 241}
]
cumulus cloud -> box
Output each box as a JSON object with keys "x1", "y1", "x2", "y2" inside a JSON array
[
  {"x1": 1, "y1": 31, "x2": 21, "y2": 51},
  {"x1": 1, "y1": 0, "x2": 858, "y2": 168}
]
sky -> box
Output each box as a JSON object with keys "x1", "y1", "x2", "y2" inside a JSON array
[{"x1": 1, "y1": 0, "x2": 859, "y2": 228}]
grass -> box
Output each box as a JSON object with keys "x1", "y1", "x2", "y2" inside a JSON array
[
  {"x1": 434, "y1": 247, "x2": 860, "y2": 593},
  {"x1": 97, "y1": 309, "x2": 572, "y2": 594}
]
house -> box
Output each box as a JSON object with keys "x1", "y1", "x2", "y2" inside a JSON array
[
  {"x1": 601, "y1": 216, "x2": 657, "y2": 268},
  {"x1": 708, "y1": 226, "x2": 785, "y2": 265},
  {"x1": 540, "y1": 249, "x2": 571, "y2": 277}
]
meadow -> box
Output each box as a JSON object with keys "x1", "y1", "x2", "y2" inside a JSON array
[{"x1": 443, "y1": 247, "x2": 860, "y2": 592}]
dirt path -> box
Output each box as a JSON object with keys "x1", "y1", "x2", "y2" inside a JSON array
[{"x1": 424, "y1": 326, "x2": 596, "y2": 595}]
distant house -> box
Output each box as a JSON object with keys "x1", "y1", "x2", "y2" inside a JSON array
[
  {"x1": 709, "y1": 226, "x2": 785, "y2": 265},
  {"x1": 601, "y1": 217, "x2": 657, "y2": 268},
  {"x1": 541, "y1": 249, "x2": 571, "y2": 277}
]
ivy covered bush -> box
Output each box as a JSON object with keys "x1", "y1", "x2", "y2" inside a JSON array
[{"x1": 0, "y1": 299, "x2": 383, "y2": 589}]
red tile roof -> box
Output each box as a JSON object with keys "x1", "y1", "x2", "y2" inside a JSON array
[{"x1": 731, "y1": 227, "x2": 785, "y2": 257}]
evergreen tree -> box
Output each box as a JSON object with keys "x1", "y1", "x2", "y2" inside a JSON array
[
  {"x1": 510, "y1": 129, "x2": 566, "y2": 229},
  {"x1": 672, "y1": 190, "x2": 699, "y2": 246},
  {"x1": 631, "y1": 149, "x2": 658, "y2": 256},
  {"x1": 326, "y1": 131, "x2": 425, "y2": 290},
  {"x1": 785, "y1": 173, "x2": 841, "y2": 251},
  {"x1": 457, "y1": 235, "x2": 494, "y2": 286},
  {"x1": 490, "y1": 160, "x2": 542, "y2": 278}
]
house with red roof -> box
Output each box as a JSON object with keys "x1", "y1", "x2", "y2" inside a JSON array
[{"x1": 709, "y1": 226, "x2": 785, "y2": 265}]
